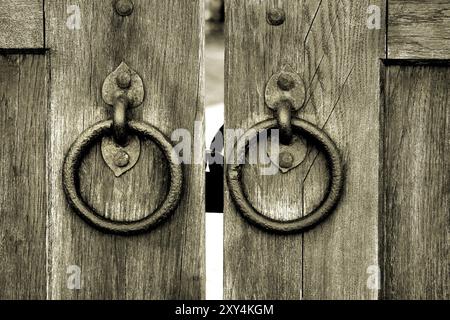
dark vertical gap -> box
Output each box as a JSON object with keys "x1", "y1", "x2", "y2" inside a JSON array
[
  {"x1": 206, "y1": 0, "x2": 225, "y2": 299},
  {"x1": 378, "y1": 61, "x2": 387, "y2": 300}
]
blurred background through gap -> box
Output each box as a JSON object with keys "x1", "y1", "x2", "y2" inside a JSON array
[{"x1": 205, "y1": 0, "x2": 224, "y2": 300}]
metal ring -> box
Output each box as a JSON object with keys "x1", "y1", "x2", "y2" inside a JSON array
[
  {"x1": 226, "y1": 118, "x2": 344, "y2": 233},
  {"x1": 62, "y1": 120, "x2": 183, "y2": 235}
]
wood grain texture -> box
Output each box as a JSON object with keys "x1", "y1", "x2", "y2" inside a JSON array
[
  {"x1": 0, "y1": 54, "x2": 47, "y2": 299},
  {"x1": 225, "y1": 0, "x2": 385, "y2": 299},
  {"x1": 302, "y1": 0, "x2": 384, "y2": 300},
  {"x1": 46, "y1": 0, "x2": 204, "y2": 299},
  {"x1": 382, "y1": 65, "x2": 449, "y2": 299},
  {"x1": 388, "y1": 0, "x2": 450, "y2": 59},
  {"x1": 0, "y1": 0, "x2": 44, "y2": 49}
]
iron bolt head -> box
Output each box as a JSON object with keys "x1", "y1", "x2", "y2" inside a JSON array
[
  {"x1": 115, "y1": 0, "x2": 134, "y2": 16},
  {"x1": 116, "y1": 71, "x2": 131, "y2": 89},
  {"x1": 267, "y1": 8, "x2": 285, "y2": 26},
  {"x1": 277, "y1": 72, "x2": 296, "y2": 91},
  {"x1": 113, "y1": 150, "x2": 130, "y2": 167},
  {"x1": 279, "y1": 151, "x2": 294, "y2": 168}
]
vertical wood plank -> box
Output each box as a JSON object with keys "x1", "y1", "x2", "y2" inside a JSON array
[
  {"x1": 224, "y1": 0, "x2": 308, "y2": 299},
  {"x1": 225, "y1": 0, "x2": 385, "y2": 299},
  {"x1": 46, "y1": 0, "x2": 204, "y2": 299},
  {"x1": 0, "y1": 0, "x2": 44, "y2": 49},
  {"x1": 0, "y1": 54, "x2": 47, "y2": 299},
  {"x1": 382, "y1": 65, "x2": 449, "y2": 299},
  {"x1": 302, "y1": 0, "x2": 385, "y2": 300}
]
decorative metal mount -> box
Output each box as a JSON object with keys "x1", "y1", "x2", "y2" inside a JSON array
[
  {"x1": 264, "y1": 66, "x2": 306, "y2": 112},
  {"x1": 265, "y1": 66, "x2": 307, "y2": 173},
  {"x1": 101, "y1": 62, "x2": 144, "y2": 177},
  {"x1": 102, "y1": 62, "x2": 144, "y2": 109}
]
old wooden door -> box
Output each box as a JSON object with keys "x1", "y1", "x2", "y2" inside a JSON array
[
  {"x1": 0, "y1": 0, "x2": 204, "y2": 299},
  {"x1": 224, "y1": 0, "x2": 449, "y2": 300},
  {"x1": 0, "y1": 0, "x2": 448, "y2": 301}
]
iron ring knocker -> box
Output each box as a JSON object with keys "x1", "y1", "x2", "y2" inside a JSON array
[
  {"x1": 62, "y1": 63, "x2": 183, "y2": 235},
  {"x1": 226, "y1": 68, "x2": 344, "y2": 233},
  {"x1": 227, "y1": 119, "x2": 344, "y2": 233}
]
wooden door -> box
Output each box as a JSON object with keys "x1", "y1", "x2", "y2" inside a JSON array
[
  {"x1": 224, "y1": 0, "x2": 449, "y2": 300},
  {"x1": 0, "y1": 0, "x2": 204, "y2": 299},
  {"x1": 0, "y1": 0, "x2": 448, "y2": 301}
]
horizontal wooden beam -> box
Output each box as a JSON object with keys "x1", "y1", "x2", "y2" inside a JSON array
[
  {"x1": 388, "y1": 0, "x2": 450, "y2": 59},
  {"x1": 0, "y1": 0, "x2": 44, "y2": 49}
]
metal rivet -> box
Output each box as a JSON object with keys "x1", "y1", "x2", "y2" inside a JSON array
[
  {"x1": 115, "y1": 0, "x2": 134, "y2": 16},
  {"x1": 116, "y1": 71, "x2": 131, "y2": 89},
  {"x1": 277, "y1": 72, "x2": 296, "y2": 91},
  {"x1": 267, "y1": 8, "x2": 285, "y2": 26},
  {"x1": 113, "y1": 150, "x2": 130, "y2": 167},
  {"x1": 279, "y1": 151, "x2": 294, "y2": 168}
]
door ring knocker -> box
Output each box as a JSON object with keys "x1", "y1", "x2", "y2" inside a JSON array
[
  {"x1": 62, "y1": 62, "x2": 183, "y2": 235},
  {"x1": 226, "y1": 118, "x2": 343, "y2": 233},
  {"x1": 226, "y1": 67, "x2": 344, "y2": 233}
]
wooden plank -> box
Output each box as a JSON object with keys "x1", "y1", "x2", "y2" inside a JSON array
[
  {"x1": 382, "y1": 64, "x2": 449, "y2": 299},
  {"x1": 301, "y1": 0, "x2": 385, "y2": 300},
  {"x1": 388, "y1": 0, "x2": 450, "y2": 59},
  {"x1": 224, "y1": 0, "x2": 384, "y2": 299},
  {"x1": 224, "y1": 0, "x2": 306, "y2": 299},
  {"x1": 0, "y1": 0, "x2": 44, "y2": 49},
  {"x1": 46, "y1": 0, "x2": 204, "y2": 299},
  {"x1": 0, "y1": 54, "x2": 47, "y2": 299}
]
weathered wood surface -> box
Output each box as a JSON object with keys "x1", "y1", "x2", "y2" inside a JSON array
[
  {"x1": 388, "y1": 0, "x2": 450, "y2": 59},
  {"x1": 0, "y1": 0, "x2": 44, "y2": 49},
  {"x1": 46, "y1": 0, "x2": 204, "y2": 299},
  {"x1": 225, "y1": 0, "x2": 384, "y2": 299},
  {"x1": 382, "y1": 65, "x2": 449, "y2": 299},
  {"x1": 0, "y1": 54, "x2": 47, "y2": 299}
]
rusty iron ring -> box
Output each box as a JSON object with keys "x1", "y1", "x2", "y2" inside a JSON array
[
  {"x1": 62, "y1": 120, "x2": 183, "y2": 235},
  {"x1": 226, "y1": 118, "x2": 344, "y2": 233}
]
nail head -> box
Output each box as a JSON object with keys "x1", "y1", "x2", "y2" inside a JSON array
[
  {"x1": 279, "y1": 151, "x2": 294, "y2": 168},
  {"x1": 116, "y1": 71, "x2": 132, "y2": 89},
  {"x1": 277, "y1": 73, "x2": 296, "y2": 91},
  {"x1": 267, "y1": 8, "x2": 285, "y2": 26},
  {"x1": 113, "y1": 150, "x2": 130, "y2": 167},
  {"x1": 115, "y1": 0, "x2": 134, "y2": 16}
]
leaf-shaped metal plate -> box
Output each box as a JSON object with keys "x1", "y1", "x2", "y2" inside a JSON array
[
  {"x1": 101, "y1": 136, "x2": 141, "y2": 177},
  {"x1": 102, "y1": 62, "x2": 144, "y2": 108},
  {"x1": 268, "y1": 135, "x2": 308, "y2": 173},
  {"x1": 265, "y1": 65, "x2": 306, "y2": 111}
]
